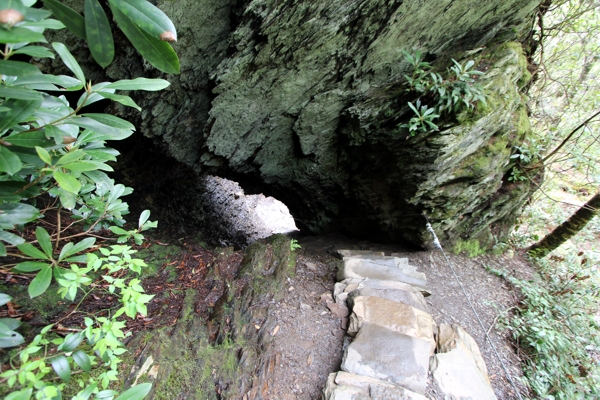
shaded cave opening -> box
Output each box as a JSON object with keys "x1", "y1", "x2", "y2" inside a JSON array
[{"x1": 111, "y1": 134, "x2": 298, "y2": 248}]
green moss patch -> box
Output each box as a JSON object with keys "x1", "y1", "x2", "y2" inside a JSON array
[{"x1": 452, "y1": 239, "x2": 486, "y2": 257}]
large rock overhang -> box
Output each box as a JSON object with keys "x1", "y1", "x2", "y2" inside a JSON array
[{"x1": 50, "y1": 0, "x2": 543, "y2": 248}]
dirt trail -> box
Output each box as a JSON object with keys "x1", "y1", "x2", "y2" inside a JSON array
[{"x1": 263, "y1": 234, "x2": 533, "y2": 400}]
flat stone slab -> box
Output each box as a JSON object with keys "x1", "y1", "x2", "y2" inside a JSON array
[
  {"x1": 437, "y1": 323, "x2": 490, "y2": 377},
  {"x1": 342, "y1": 255, "x2": 411, "y2": 268},
  {"x1": 347, "y1": 296, "x2": 435, "y2": 356},
  {"x1": 347, "y1": 278, "x2": 429, "y2": 313},
  {"x1": 336, "y1": 249, "x2": 386, "y2": 258},
  {"x1": 338, "y1": 257, "x2": 430, "y2": 295},
  {"x1": 323, "y1": 371, "x2": 428, "y2": 400},
  {"x1": 431, "y1": 324, "x2": 497, "y2": 400},
  {"x1": 341, "y1": 323, "x2": 430, "y2": 394}
]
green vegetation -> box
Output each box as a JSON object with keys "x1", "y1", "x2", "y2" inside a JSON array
[
  {"x1": 506, "y1": 254, "x2": 599, "y2": 399},
  {"x1": 505, "y1": 1, "x2": 600, "y2": 397},
  {"x1": 508, "y1": 137, "x2": 545, "y2": 182},
  {"x1": 451, "y1": 239, "x2": 485, "y2": 258},
  {"x1": 399, "y1": 50, "x2": 487, "y2": 135},
  {"x1": 150, "y1": 333, "x2": 241, "y2": 400},
  {"x1": 0, "y1": 0, "x2": 179, "y2": 398},
  {"x1": 42, "y1": 0, "x2": 179, "y2": 73},
  {"x1": 510, "y1": 179, "x2": 600, "y2": 398},
  {"x1": 290, "y1": 238, "x2": 301, "y2": 251},
  {"x1": 129, "y1": 290, "x2": 245, "y2": 400}
]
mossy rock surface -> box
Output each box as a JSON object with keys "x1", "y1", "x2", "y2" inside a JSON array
[
  {"x1": 239, "y1": 234, "x2": 296, "y2": 298},
  {"x1": 50, "y1": 0, "x2": 542, "y2": 250},
  {"x1": 122, "y1": 235, "x2": 297, "y2": 399}
]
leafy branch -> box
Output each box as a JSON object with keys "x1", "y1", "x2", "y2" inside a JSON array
[
  {"x1": 0, "y1": 1, "x2": 172, "y2": 399},
  {"x1": 529, "y1": 108, "x2": 600, "y2": 169},
  {"x1": 398, "y1": 50, "x2": 487, "y2": 135}
]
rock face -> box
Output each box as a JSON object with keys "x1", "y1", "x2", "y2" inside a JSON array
[
  {"x1": 59, "y1": 0, "x2": 542, "y2": 248},
  {"x1": 122, "y1": 235, "x2": 300, "y2": 399}
]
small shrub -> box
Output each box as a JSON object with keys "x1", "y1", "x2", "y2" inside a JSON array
[
  {"x1": 452, "y1": 239, "x2": 485, "y2": 257},
  {"x1": 290, "y1": 239, "x2": 301, "y2": 251},
  {"x1": 399, "y1": 100, "x2": 440, "y2": 135},
  {"x1": 0, "y1": 0, "x2": 178, "y2": 398},
  {"x1": 508, "y1": 252, "x2": 600, "y2": 399},
  {"x1": 508, "y1": 139, "x2": 545, "y2": 182},
  {"x1": 399, "y1": 50, "x2": 487, "y2": 135}
]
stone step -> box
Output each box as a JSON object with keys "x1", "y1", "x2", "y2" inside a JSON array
[
  {"x1": 341, "y1": 322, "x2": 430, "y2": 394},
  {"x1": 336, "y1": 249, "x2": 386, "y2": 258},
  {"x1": 327, "y1": 251, "x2": 498, "y2": 400},
  {"x1": 333, "y1": 278, "x2": 363, "y2": 307},
  {"x1": 323, "y1": 371, "x2": 428, "y2": 400},
  {"x1": 338, "y1": 256, "x2": 430, "y2": 295},
  {"x1": 347, "y1": 296, "x2": 436, "y2": 356},
  {"x1": 333, "y1": 278, "x2": 429, "y2": 312},
  {"x1": 346, "y1": 278, "x2": 430, "y2": 313}
]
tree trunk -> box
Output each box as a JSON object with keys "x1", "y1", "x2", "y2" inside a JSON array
[{"x1": 527, "y1": 191, "x2": 600, "y2": 257}]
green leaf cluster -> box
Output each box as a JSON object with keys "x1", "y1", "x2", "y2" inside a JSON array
[
  {"x1": 399, "y1": 50, "x2": 487, "y2": 135},
  {"x1": 1, "y1": 313, "x2": 152, "y2": 399},
  {"x1": 508, "y1": 138, "x2": 545, "y2": 181},
  {"x1": 0, "y1": 1, "x2": 172, "y2": 398},
  {"x1": 289, "y1": 238, "x2": 301, "y2": 251},
  {"x1": 0, "y1": 1, "x2": 169, "y2": 254},
  {"x1": 1, "y1": 229, "x2": 156, "y2": 399},
  {"x1": 109, "y1": 209, "x2": 157, "y2": 245},
  {"x1": 12, "y1": 226, "x2": 95, "y2": 298},
  {"x1": 42, "y1": 0, "x2": 179, "y2": 73},
  {"x1": 401, "y1": 100, "x2": 440, "y2": 135},
  {"x1": 0, "y1": 294, "x2": 24, "y2": 348}
]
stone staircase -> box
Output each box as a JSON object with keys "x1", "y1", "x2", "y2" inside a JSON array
[{"x1": 323, "y1": 250, "x2": 498, "y2": 400}]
